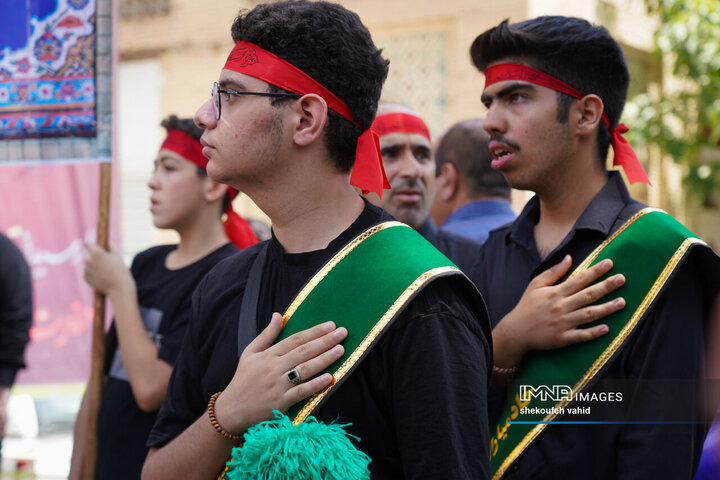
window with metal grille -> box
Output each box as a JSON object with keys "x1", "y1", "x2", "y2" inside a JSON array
[{"x1": 375, "y1": 30, "x2": 448, "y2": 138}]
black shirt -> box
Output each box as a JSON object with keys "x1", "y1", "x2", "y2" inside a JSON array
[
  {"x1": 0, "y1": 233, "x2": 32, "y2": 387},
  {"x1": 96, "y1": 243, "x2": 237, "y2": 480},
  {"x1": 470, "y1": 172, "x2": 718, "y2": 479},
  {"x1": 149, "y1": 201, "x2": 493, "y2": 479},
  {"x1": 417, "y1": 218, "x2": 482, "y2": 274}
]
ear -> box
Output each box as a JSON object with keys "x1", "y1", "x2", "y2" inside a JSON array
[
  {"x1": 204, "y1": 178, "x2": 228, "y2": 204},
  {"x1": 291, "y1": 94, "x2": 328, "y2": 147},
  {"x1": 573, "y1": 94, "x2": 604, "y2": 138},
  {"x1": 436, "y1": 162, "x2": 459, "y2": 201}
]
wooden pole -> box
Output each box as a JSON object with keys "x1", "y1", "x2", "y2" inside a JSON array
[{"x1": 82, "y1": 161, "x2": 112, "y2": 480}]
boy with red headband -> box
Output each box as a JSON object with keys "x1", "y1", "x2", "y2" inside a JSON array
[
  {"x1": 143, "y1": 2, "x2": 492, "y2": 479},
  {"x1": 372, "y1": 102, "x2": 482, "y2": 273},
  {"x1": 69, "y1": 116, "x2": 253, "y2": 479},
  {"x1": 469, "y1": 16, "x2": 720, "y2": 479}
]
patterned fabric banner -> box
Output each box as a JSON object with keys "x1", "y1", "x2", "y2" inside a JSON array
[{"x1": 0, "y1": 0, "x2": 97, "y2": 139}]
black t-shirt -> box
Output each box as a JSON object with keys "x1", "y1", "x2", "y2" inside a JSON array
[
  {"x1": 149, "y1": 201, "x2": 493, "y2": 479},
  {"x1": 0, "y1": 232, "x2": 32, "y2": 387},
  {"x1": 416, "y1": 218, "x2": 482, "y2": 275},
  {"x1": 95, "y1": 242, "x2": 237, "y2": 480}
]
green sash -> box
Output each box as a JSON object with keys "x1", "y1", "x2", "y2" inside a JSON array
[
  {"x1": 219, "y1": 221, "x2": 467, "y2": 479},
  {"x1": 490, "y1": 208, "x2": 708, "y2": 479},
  {"x1": 279, "y1": 220, "x2": 463, "y2": 422}
]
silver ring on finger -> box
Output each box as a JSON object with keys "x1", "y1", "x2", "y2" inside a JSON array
[{"x1": 286, "y1": 367, "x2": 302, "y2": 386}]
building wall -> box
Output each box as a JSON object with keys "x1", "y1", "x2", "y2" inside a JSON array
[
  {"x1": 117, "y1": 59, "x2": 164, "y2": 261},
  {"x1": 116, "y1": 0, "x2": 686, "y2": 257}
]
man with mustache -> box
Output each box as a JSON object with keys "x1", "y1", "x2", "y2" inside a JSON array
[
  {"x1": 374, "y1": 103, "x2": 481, "y2": 273},
  {"x1": 470, "y1": 15, "x2": 720, "y2": 479}
]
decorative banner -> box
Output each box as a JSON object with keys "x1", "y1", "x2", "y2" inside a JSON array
[
  {"x1": 0, "y1": 162, "x2": 101, "y2": 383},
  {"x1": 0, "y1": 0, "x2": 97, "y2": 139}
]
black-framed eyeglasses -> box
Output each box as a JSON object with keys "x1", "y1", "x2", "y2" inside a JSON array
[{"x1": 211, "y1": 81, "x2": 301, "y2": 120}]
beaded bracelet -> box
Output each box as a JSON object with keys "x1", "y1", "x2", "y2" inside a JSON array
[
  {"x1": 207, "y1": 392, "x2": 242, "y2": 442},
  {"x1": 492, "y1": 364, "x2": 519, "y2": 375}
]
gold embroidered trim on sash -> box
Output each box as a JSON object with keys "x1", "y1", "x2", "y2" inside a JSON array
[
  {"x1": 493, "y1": 215, "x2": 701, "y2": 480},
  {"x1": 570, "y1": 208, "x2": 663, "y2": 277},
  {"x1": 281, "y1": 221, "x2": 406, "y2": 326},
  {"x1": 293, "y1": 266, "x2": 460, "y2": 424}
]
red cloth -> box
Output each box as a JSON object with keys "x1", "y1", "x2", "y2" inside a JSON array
[
  {"x1": 223, "y1": 189, "x2": 259, "y2": 249},
  {"x1": 484, "y1": 63, "x2": 651, "y2": 185},
  {"x1": 224, "y1": 40, "x2": 390, "y2": 196},
  {"x1": 160, "y1": 129, "x2": 259, "y2": 249},
  {"x1": 372, "y1": 112, "x2": 431, "y2": 141}
]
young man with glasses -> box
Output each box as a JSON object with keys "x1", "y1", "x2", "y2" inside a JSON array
[{"x1": 142, "y1": 2, "x2": 492, "y2": 479}]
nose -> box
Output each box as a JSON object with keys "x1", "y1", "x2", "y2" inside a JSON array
[
  {"x1": 194, "y1": 99, "x2": 217, "y2": 130},
  {"x1": 147, "y1": 169, "x2": 160, "y2": 190},
  {"x1": 483, "y1": 101, "x2": 506, "y2": 136},
  {"x1": 397, "y1": 148, "x2": 422, "y2": 180}
]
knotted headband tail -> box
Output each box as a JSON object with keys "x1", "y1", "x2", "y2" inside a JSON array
[
  {"x1": 484, "y1": 63, "x2": 651, "y2": 185},
  {"x1": 224, "y1": 189, "x2": 259, "y2": 249}
]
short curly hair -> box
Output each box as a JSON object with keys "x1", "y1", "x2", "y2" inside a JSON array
[
  {"x1": 231, "y1": 0, "x2": 389, "y2": 173},
  {"x1": 161, "y1": 114, "x2": 202, "y2": 142}
]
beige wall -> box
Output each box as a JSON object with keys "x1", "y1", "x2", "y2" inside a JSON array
[
  {"x1": 117, "y1": 0, "x2": 704, "y2": 254},
  {"x1": 118, "y1": 0, "x2": 529, "y2": 139},
  {"x1": 117, "y1": 0, "x2": 656, "y2": 127},
  {"x1": 118, "y1": 0, "x2": 542, "y2": 253}
]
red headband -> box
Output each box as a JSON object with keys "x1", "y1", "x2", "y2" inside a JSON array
[
  {"x1": 224, "y1": 41, "x2": 390, "y2": 196},
  {"x1": 484, "y1": 63, "x2": 651, "y2": 185},
  {"x1": 161, "y1": 129, "x2": 207, "y2": 169},
  {"x1": 160, "y1": 129, "x2": 259, "y2": 249},
  {"x1": 372, "y1": 112, "x2": 431, "y2": 141}
]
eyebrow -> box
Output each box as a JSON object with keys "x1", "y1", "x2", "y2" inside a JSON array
[
  {"x1": 219, "y1": 79, "x2": 247, "y2": 90},
  {"x1": 155, "y1": 154, "x2": 180, "y2": 165},
  {"x1": 380, "y1": 144, "x2": 401, "y2": 155},
  {"x1": 481, "y1": 82, "x2": 536, "y2": 104},
  {"x1": 380, "y1": 143, "x2": 432, "y2": 155}
]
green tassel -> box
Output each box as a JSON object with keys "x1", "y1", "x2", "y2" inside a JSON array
[{"x1": 225, "y1": 410, "x2": 371, "y2": 480}]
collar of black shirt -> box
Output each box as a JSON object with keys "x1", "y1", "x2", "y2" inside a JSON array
[{"x1": 506, "y1": 171, "x2": 633, "y2": 250}]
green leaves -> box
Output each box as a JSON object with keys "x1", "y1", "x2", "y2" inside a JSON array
[{"x1": 625, "y1": 0, "x2": 720, "y2": 204}]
